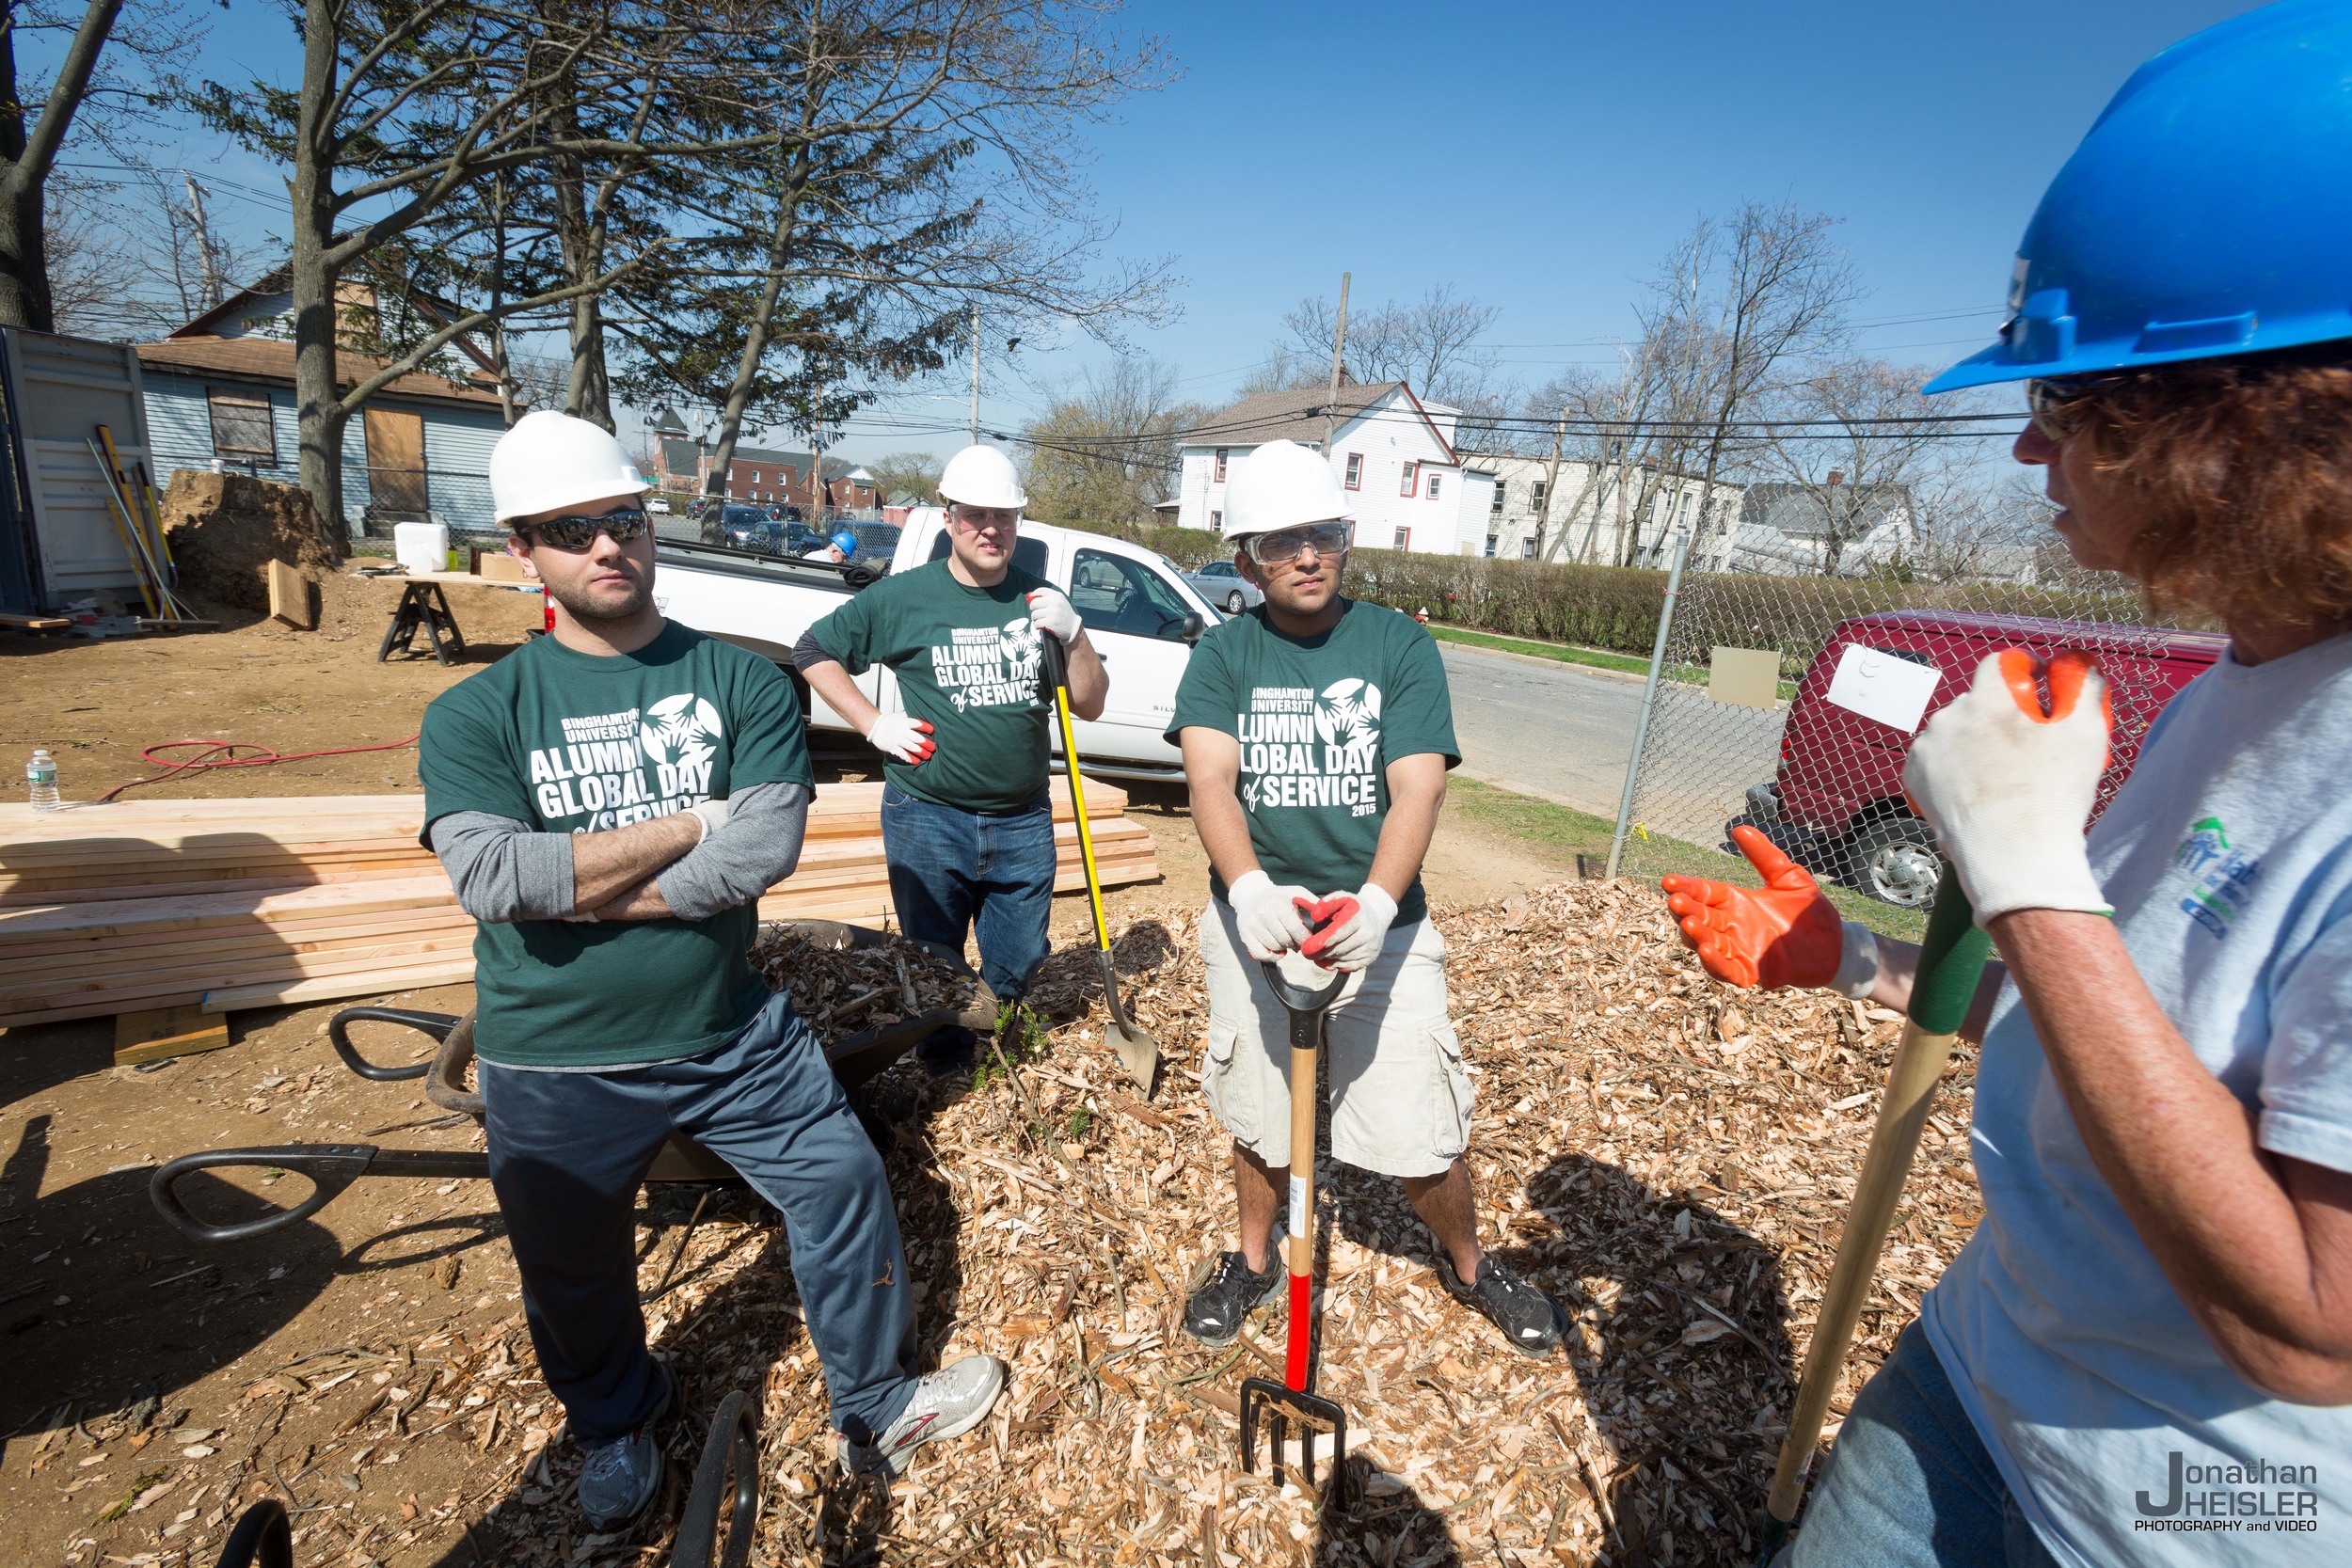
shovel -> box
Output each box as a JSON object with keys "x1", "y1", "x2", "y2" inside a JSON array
[
  {"x1": 1239, "y1": 949, "x2": 1352, "y2": 1506},
  {"x1": 1756, "y1": 867, "x2": 1990, "y2": 1562},
  {"x1": 1039, "y1": 630, "x2": 1160, "y2": 1096}
]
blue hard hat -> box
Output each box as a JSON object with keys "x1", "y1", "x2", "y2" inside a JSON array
[
  {"x1": 1927, "y1": 0, "x2": 2352, "y2": 394},
  {"x1": 830, "y1": 530, "x2": 859, "y2": 557}
]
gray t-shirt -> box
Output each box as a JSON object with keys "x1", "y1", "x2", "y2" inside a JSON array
[{"x1": 1923, "y1": 632, "x2": 2352, "y2": 1567}]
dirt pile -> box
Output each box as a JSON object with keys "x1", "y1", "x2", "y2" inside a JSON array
[{"x1": 160, "y1": 472, "x2": 345, "y2": 613}]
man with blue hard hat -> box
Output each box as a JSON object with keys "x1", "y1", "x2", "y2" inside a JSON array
[
  {"x1": 804, "y1": 528, "x2": 861, "y2": 564},
  {"x1": 1661, "y1": 6, "x2": 2352, "y2": 1565}
]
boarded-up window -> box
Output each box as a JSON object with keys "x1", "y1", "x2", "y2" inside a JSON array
[{"x1": 208, "y1": 388, "x2": 275, "y2": 461}]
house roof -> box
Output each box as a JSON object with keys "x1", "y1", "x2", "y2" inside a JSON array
[
  {"x1": 1178, "y1": 381, "x2": 1461, "y2": 465},
  {"x1": 134, "y1": 337, "x2": 506, "y2": 410}
]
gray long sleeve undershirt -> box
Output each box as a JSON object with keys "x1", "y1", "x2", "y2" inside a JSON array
[
  {"x1": 791, "y1": 628, "x2": 835, "y2": 673},
  {"x1": 427, "y1": 780, "x2": 811, "y2": 924}
]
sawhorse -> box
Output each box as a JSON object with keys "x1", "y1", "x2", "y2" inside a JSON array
[{"x1": 376, "y1": 579, "x2": 467, "y2": 664}]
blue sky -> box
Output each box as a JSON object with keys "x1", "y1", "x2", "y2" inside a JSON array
[{"x1": 79, "y1": 0, "x2": 2263, "y2": 460}]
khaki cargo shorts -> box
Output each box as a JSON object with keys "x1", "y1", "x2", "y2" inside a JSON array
[{"x1": 1198, "y1": 898, "x2": 1472, "y2": 1180}]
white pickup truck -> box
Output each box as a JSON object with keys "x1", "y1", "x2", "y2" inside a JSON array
[{"x1": 649, "y1": 514, "x2": 1220, "y2": 782}]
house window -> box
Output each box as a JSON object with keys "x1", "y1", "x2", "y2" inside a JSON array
[
  {"x1": 1399, "y1": 462, "x2": 1417, "y2": 497},
  {"x1": 1214, "y1": 449, "x2": 1229, "y2": 483},
  {"x1": 206, "y1": 388, "x2": 275, "y2": 463},
  {"x1": 1343, "y1": 452, "x2": 1362, "y2": 490},
  {"x1": 1490, "y1": 483, "x2": 1505, "y2": 515},
  {"x1": 1520, "y1": 537, "x2": 1536, "y2": 560},
  {"x1": 1484, "y1": 534, "x2": 1498, "y2": 557},
  {"x1": 1211, "y1": 510, "x2": 1222, "y2": 531},
  {"x1": 1426, "y1": 472, "x2": 1442, "y2": 500},
  {"x1": 1392, "y1": 527, "x2": 1410, "y2": 551},
  {"x1": 1531, "y1": 479, "x2": 1548, "y2": 510}
]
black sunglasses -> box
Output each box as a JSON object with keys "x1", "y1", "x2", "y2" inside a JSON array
[
  {"x1": 2025, "y1": 374, "x2": 2134, "y2": 442},
  {"x1": 517, "y1": 509, "x2": 651, "y2": 550}
]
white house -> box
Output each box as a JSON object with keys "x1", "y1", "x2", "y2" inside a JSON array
[
  {"x1": 1465, "y1": 451, "x2": 1743, "y2": 568},
  {"x1": 1174, "y1": 382, "x2": 1497, "y2": 554}
]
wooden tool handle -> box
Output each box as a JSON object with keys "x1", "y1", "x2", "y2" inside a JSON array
[{"x1": 1762, "y1": 874, "x2": 1991, "y2": 1537}]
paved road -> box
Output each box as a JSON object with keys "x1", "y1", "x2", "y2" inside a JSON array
[
  {"x1": 1438, "y1": 643, "x2": 1788, "y2": 845},
  {"x1": 1438, "y1": 645, "x2": 1644, "y2": 818}
]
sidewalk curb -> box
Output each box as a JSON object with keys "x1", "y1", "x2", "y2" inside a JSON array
[
  {"x1": 1433, "y1": 638, "x2": 1651, "y2": 687},
  {"x1": 1453, "y1": 768, "x2": 1620, "y2": 821}
]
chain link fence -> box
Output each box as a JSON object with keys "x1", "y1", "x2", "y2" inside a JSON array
[{"x1": 1606, "y1": 534, "x2": 2219, "y2": 940}]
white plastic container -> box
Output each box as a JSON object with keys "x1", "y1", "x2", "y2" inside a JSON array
[{"x1": 393, "y1": 520, "x2": 450, "y2": 576}]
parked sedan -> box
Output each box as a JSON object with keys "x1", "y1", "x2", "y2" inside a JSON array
[{"x1": 1182, "y1": 557, "x2": 1261, "y2": 614}]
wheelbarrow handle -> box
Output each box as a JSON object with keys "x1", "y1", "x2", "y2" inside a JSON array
[
  {"x1": 149, "y1": 1145, "x2": 490, "y2": 1243},
  {"x1": 671, "y1": 1388, "x2": 763, "y2": 1568},
  {"x1": 211, "y1": 1497, "x2": 293, "y2": 1568},
  {"x1": 327, "y1": 1006, "x2": 462, "y2": 1083}
]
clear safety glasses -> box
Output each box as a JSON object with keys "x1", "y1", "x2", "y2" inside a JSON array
[{"x1": 1245, "y1": 522, "x2": 1353, "y2": 567}]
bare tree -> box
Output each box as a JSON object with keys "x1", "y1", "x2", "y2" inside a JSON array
[
  {"x1": 1275, "y1": 283, "x2": 1505, "y2": 407},
  {"x1": 1626, "y1": 201, "x2": 1861, "y2": 565},
  {"x1": 0, "y1": 0, "x2": 192, "y2": 329},
  {"x1": 1020, "y1": 356, "x2": 1200, "y2": 523},
  {"x1": 1746, "y1": 356, "x2": 1994, "y2": 574},
  {"x1": 865, "y1": 449, "x2": 940, "y2": 504}
]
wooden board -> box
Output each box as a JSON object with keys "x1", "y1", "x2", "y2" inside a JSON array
[
  {"x1": 113, "y1": 1004, "x2": 231, "y2": 1066},
  {"x1": 267, "y1": 559, "x2": 314, "y2": 629},
  {"x1": 0, "y1": 611, "x2": 69, "y2": 630}
]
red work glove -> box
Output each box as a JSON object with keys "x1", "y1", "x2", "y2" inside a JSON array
[{"x1": 1661, "y1": 826, "x2": 1846, "y2": 990}]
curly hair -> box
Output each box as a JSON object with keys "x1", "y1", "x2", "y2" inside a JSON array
[{"x1": 2077, "y1": 344, "x2": 2352, "y2": 632}]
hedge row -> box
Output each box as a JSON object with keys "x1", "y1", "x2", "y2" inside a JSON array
[{"x1": 1343, "y1": 549, "x2": 2167, "y2": 673}]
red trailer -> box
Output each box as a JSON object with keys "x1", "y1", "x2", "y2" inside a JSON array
[{"x1": 1740, "y1": 610, "x2": 2228, "y2": 906}]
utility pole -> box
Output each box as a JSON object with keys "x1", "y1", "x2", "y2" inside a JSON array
[
  {"x1": 183, "y1": 174, "x2": 226, "y2": 310},
  {"x1": 1320, "y1": 271, "x2": 1351, "y2": 462},
  {"x1": 970, "y1": 300, "x2": 981, "y2": 446},
  {"x1": 1535, "y1": 406, "x2": 1566, "y2": 559}
]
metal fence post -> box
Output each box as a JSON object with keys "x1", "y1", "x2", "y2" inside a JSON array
[{"x1": 1606, "y1": 526, "x2": 1692, "y2": 879}]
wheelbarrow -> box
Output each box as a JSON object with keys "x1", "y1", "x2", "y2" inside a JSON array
[
  {"x1": 204, "y1": 1393, "x2": 760, "y2": 1567},
  {"x1": 150, "y1": 920, "x2": 996, "y2": 1245}
]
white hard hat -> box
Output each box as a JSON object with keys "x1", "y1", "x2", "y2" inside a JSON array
[
  {"x1": 490, "y1": 410, "x2": 651, "y2": 523},
  {"x1": 937, "y1": 443, "x2": 1026, "y2": 510},
  {"x1": 1220, "y1": 439, "x2": 1350, "y2": 539}
]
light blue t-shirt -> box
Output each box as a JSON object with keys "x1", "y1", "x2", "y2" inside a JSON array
[{"x1": 1923, "y1": 632, "x2": 2352, "y2": 1567}]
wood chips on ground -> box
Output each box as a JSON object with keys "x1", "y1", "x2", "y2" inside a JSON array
[{"x1": 53, "y1": 881, "x2": 1981, "y2": 1567}]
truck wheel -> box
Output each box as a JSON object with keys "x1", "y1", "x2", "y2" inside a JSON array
[
  {"x1": 1844, "y1": 817, "x2": 1943, "y2": 908},
  {"x1": 1226, "y1": 591, "x2": 1247, "y2": 612}
]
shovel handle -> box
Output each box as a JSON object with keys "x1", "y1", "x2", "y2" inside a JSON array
[
  {"x1": 1040, "y1": 632, "x2": 1113, "y2": 957},
  {"x1": 1758, "y1": 869, "x2": 1990, "y2": 1556}
]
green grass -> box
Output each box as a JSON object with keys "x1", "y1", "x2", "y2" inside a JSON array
[
  {"x1": 1425, "y1": 624, "x2": 1652, "y2": 676},
  {"x1": 1447, "y1": 776, "x2": 1928, "y2": 942}
]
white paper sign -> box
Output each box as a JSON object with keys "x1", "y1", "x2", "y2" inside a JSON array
[{"x1": 1823, "y1": 642, "x2": 1942, "y2": 734}]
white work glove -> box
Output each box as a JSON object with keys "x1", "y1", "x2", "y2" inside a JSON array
[
  {"x1": 1227, "y1": 868, "x2": 1316, "y2": 960},
  {"x1": 1299, "y1": 883, "x2": 1398, "y2": 972},
  {"x1": 1901, "y1": 648, "x2": 2112, "y2": 926},
  {"x1": 1027, "y1": 586, "x2": 1081, "y2": 644},
  {"x1": 865, "y1": 712, "x2": 936, "y2": 766}
]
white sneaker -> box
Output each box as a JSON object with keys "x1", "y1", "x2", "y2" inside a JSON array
[{"x1": 837, "y1": 1354, "x2": 1007, "y2": 1478}]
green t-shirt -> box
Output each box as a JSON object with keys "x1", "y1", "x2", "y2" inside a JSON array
[
  {"x1": 808, "y1": 559, "x2": 1052, "y2": 812},
  {"x1": 1168, "y1": 598, "x2": 1458, "y2": 924},
  {"x1": 418, "y1": 621, "x2": 812, "y2": 1068}
]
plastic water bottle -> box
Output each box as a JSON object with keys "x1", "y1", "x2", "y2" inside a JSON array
[{"x1": 26, "y1": 748, "x2": 58, "y2": 811}]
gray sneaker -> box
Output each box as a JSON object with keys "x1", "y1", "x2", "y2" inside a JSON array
[
  {"x1": 577, "y1": 1366, "x2": 675, "y2": 1529},
  {"x1": 838, "y1": 1354, "x2": 1007, "y2": 1478}
]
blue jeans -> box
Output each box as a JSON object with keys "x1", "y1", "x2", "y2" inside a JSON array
[
  {"x1": 879, "y1": 784, "x2": 1055, "y2": 1004},
  {"x1": 1785, "y1": 1322, "x2": 2063, "y2": 1568},
  {"x1": 479, "y1": 991, "x2": 915, "y2": 1445}
]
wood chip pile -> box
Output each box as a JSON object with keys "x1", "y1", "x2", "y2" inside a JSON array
[
  {"x1": 66, "y1": 881, "x2": 1980, "y2": 1567},
  {"x1": 433, "y1": 878, "x2": 1981, "y2": 1567}
]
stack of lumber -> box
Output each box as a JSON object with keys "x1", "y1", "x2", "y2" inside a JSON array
[{"x1": 0, "y1": 779, "x2": 1157, "y2": 1027}]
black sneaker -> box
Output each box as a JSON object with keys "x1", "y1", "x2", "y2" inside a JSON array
[
  {"x1": 1438, "y1": 1254, "x2": 1565, "y2": 1358},
  {"x1": 1184, "y1": 1250, "x2": 1284, "y2": 1345}
]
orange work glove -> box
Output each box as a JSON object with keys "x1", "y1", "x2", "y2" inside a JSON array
[{"x1": 1661, "y1": 825, "x2": 1853, "y2": 990}]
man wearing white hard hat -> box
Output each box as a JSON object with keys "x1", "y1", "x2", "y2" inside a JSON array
[
  {"x1": 1167, "y1": 438, "x2": 1565, "y2": 1358},
  {"x1": 418, "y1": 412, "x2": 1004, "y2": 1525},
  {"x1": 797, "y1": 444, "x2": 1106, "y2": 1071}
]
